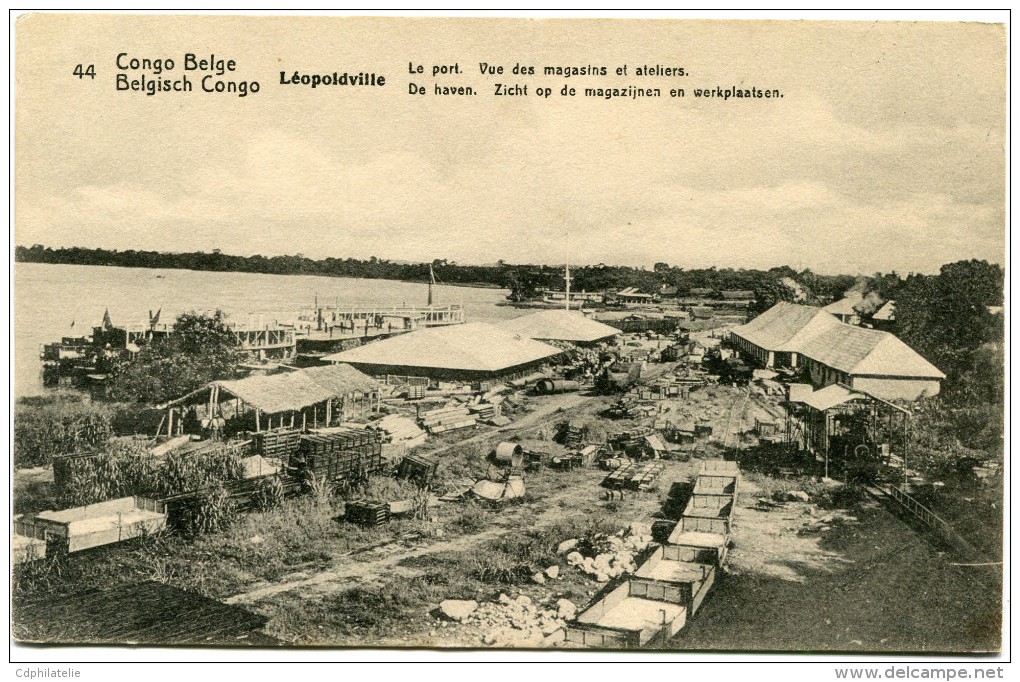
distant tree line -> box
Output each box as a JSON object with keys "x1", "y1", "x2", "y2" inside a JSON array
[{"x1": 16, "y1": 243, "x2": 862, "y2": 306}]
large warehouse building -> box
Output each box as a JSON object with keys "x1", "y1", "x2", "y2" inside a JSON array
[
  {"x1": 496, "y1": 310, "x2": 621, "y2": 345},
  {"x1": 322, "y1": 322, "x2": 564, "y2": 382},
  {"x1": 728, "y1": 302, "x2": 842, "y2": 369},
  {"x1": 730, "y1": 302, "x2": 944, "y2": 401}
]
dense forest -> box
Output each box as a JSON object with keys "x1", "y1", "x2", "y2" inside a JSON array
[{"x1": 16, "y1": 244, "x2": 862, "y2": 303}]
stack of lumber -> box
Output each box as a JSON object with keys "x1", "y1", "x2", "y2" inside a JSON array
[
  {"x1": 345, "y1": 500, "x2": 390, "y2": 526},
  {"x1": 253, "y1": 429, "x2": 302, "y2": 465},
  {"x1": 420, "y1": 403, "x2": 476, "y2": 434},
  {"x1": 470, "y1": 403, "x2": 499, "y2": 421},
  {"x1": 602, "y1": 461, "x2": 667, "y2": 491},
  {"x1": 372, "y1": 414, "x2": 427, "y2": 448}
]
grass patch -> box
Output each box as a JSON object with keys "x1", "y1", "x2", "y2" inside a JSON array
[
  {"x1": 262, "y1": 573, "x2": 460, "y2": 644},
  {"x1": 446, "y1": 501, "x2": 492, "y2": 535}
]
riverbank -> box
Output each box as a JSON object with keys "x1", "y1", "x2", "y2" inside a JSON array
[{"x1": 14, "y1": 262, "x2": 517, "y2": 397}]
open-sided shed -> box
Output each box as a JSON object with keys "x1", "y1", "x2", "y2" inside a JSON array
[{"x1": 162, "y1": 364, "x2": 380, "y2": 435}]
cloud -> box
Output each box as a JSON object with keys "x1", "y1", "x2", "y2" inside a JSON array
[{"x1": 15, "y1": 73, "x2": 1004, "y2": 275}]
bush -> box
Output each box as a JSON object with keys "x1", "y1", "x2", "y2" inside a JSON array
[
  {"x1": 448, "y1": 502, "x2": 490, "y2": 534},
  {"x1": 908, "y1": 398, "x2": 1002, "y2": 482},
  {"x1": 346, "y1": 475, "x2": 419, "y2": 504},
  {"x1": 54, "y1": 442, "x2": 246, "y2": 508},
  {"x1": 434, "y1": 442, "x2": 487, "y2": 485},
  {"x1": 14, "y1": 397, "x2": 113, "y2": 468},
  {"x1": 816, "y1": 484, "x2": 870, "y2": 509},
  {"x1": 251, "y1": 476, "x2": 285, "y2": 512},
  {"x1": 469, "y1": 552, "x2": 531, "y2": 585},
  {"x1": 175, "y1": 486, "x2": 237, "y2": 537}
]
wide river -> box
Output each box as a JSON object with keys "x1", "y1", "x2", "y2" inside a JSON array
[{"x1": 14, "y1": 263, "x2": 522, "y2": 397}]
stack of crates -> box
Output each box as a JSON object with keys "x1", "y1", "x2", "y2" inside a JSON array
[
  {"x1": 396, "y1": 453, "x2": 439, "y2": 485},
  {"x1": 561, "y1": 420, "x2": 585, "y2": 449},
  {"x1": 293, "y1": 429, "x2": 382, "y2": 481},
  {"x1": 253, "y1": 429, "x2": 302, "y2": 465}
]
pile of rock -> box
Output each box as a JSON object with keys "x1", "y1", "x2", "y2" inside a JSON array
[
  {"x1": 440, "y1": 594, "x2": 579, "y2": 647},
  {"x1": 531, "y1": 564, "x2": 560, "y2": 585},
  {"x1": 559, "y1": 523, "x2": 654, "y2": 583}
]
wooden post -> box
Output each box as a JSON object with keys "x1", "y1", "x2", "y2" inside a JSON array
[
  {"x1": 902, "y1": 412, "x2": 909, "y2": 486},
  {"x1": 302, "y1": 410, "x2": 307, "y2": 430},
  {"x1": 255, "y1": 409, "x2": 261, "y2": 432},
  {"x1": 326, "y1": 398, "x2": 332, "y2": 426},
  {"x1": 166, "y1": 406, "x2": 173, "y2": 437}
]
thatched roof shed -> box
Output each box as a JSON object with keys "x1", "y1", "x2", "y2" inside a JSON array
[
  {"x1": 161, "y1": 364, "x2": 381, "y2": 434},
  {"x1": 166, "y1": 364, "x2": 378, "y2": 415}
]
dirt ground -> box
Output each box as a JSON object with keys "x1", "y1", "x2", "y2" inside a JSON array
[
  {"x1": 669, "y1": 477, "x2": 1002, "y2": 653},
  {"x1": 12, "y1": 359, "x2": 1003, "y2": 652},
  {"x1": 223, "y1": 380, "x2": 999, "y2": 652}
]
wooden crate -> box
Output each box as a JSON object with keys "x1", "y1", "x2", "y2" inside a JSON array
[{"x1": 345, "y1": 500, "x2": 390, "y2": 526}]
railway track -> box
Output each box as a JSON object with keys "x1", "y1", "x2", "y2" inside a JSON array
[
  {"x1": 862, "y1": 484, "x2": 1002, "y2": 587},
  {"x1": 720, "y1": 389, "x2": 751, "y2": 450}
]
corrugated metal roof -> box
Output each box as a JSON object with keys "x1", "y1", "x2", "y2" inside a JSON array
[
  {"x1": 322, "y1": 322, "x2": 563, "y2": 373},
  {"x1": 730, "y1": 302, "x2": 842, "y2": 352},
  {"x1": 801, "y1": 384, "x2": 864, "y2": 411},
  {"x1": 798, "y1": 325, "x2": 945, "y2": 379},
  {"x1": 872, "y1": 300, "x2": 896, "y2": 321},
  {"x1": 733, "y1": 302, "x2": 944, "y2": 380},
  {"x1": 823, "y1": 296, "x2": 862, "y2": 315},
  {"x1": 495, "y1": 310, "x2": 620, "y2": 343},
  {"x1": 787, "y1": 383, "x2": 815, "y2": 403}
]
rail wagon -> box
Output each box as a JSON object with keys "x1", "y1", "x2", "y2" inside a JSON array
[
  {"x1": 692, "y1": 473, "x2": 738, "y2": 495},
  {"x1": 682, "y1": 492, "x2": 735, "y2": 522},
  {"x1": 666, "y1": 526, "x2": 730, "y2": 567},
  {"x1": 16, "y1": 496, "x2": 167, "y2": 556},
  {"x1": 565, "y1": 580, "x2": 688, "y2": 648},
  {"x1": 632, "y1": 544, "x2": 717, "y2": 616}
]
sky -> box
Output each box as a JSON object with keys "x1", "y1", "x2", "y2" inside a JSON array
[{"x1": 15, "y1": 15, "x2": 1006, "y2": 275}]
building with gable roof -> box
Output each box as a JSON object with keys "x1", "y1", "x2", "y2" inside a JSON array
[
  {"x1": 730, "y1": 302, "x2": 944, "y2": 401},
  {"x1": 322, "y1": 322, "x2": 563, "y2": 381},
  {"x1": 823, "y1": 295, "x2": 864, "y2": 325}
]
